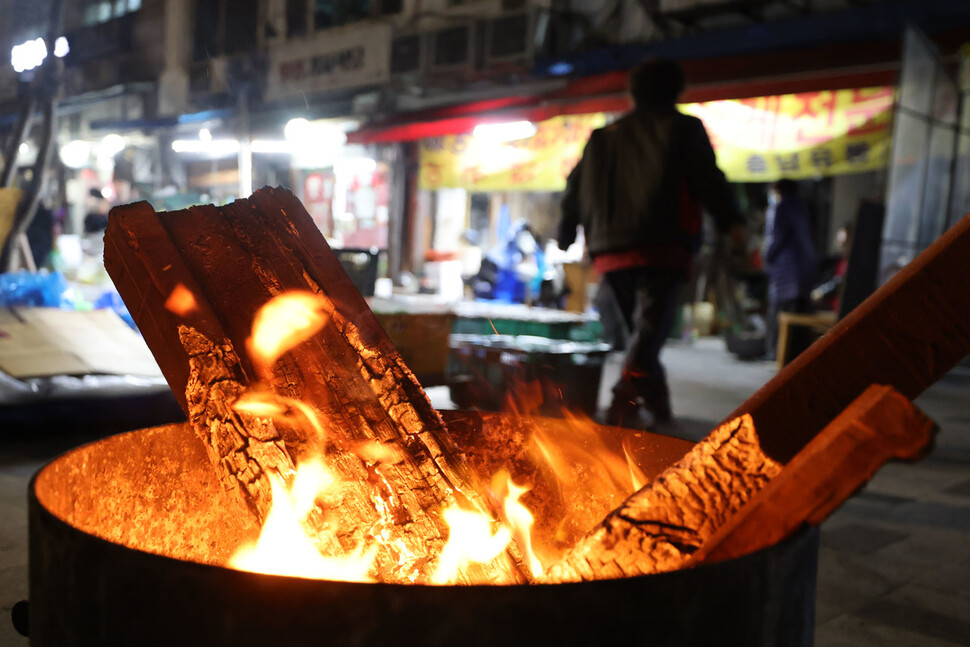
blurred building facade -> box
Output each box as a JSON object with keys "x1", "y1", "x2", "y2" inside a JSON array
[{"x1": 1, "y1": 0, "x2": 968, "y2": 286}]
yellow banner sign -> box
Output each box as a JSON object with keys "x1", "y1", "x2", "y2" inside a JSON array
[
  {"x1": 418, "y1": 87, "x2": 894, "y2": 191},
  {"x1": 683, "y1": 86, "x2": 894, "y2": 182},
  {"x1": 418, "y1": 114, "x2": 606, "y2": 192}
]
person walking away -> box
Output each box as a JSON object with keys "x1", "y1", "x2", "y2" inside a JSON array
[
  {"x1": 762, "y1": 179, "x2": 818, "y2": 362},
  {"x1": 558, "y1": 58, "x2": 746, "y2": 429}
]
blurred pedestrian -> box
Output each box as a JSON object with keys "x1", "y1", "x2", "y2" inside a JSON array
[
  {"x1": 558, "y1": 58, "x2": 745, "y2": 429},
  {"x1": 762, "y1": 179, "x2": 818, "y2": 361}
]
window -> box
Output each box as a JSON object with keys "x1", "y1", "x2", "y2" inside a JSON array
[
  {"x1": 314, "y1": 0, "x2": 371, "y2": 30},
  {"x1": 375, "y1": 0, "x2": 402, "y2": 16},
  {"x1": 224, "y1": 0, "x2": 258, "y2": 55},
  {"x1": 287, "y1": 0, "x2": 307, "y2": 37},
  {"x1": 193, "y1": 0, "x2": 258, "y2": 62},
  {"x1": 80, "y1": 0, "x2": 140, "y2": 26}
]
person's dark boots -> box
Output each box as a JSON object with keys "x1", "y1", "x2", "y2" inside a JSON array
[{"x1": 604, "y1": 396, "x2": 645, "y2": 429}]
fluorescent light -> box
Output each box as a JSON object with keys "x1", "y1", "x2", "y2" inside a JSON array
[
  {"x1": 335, "y1": 157, "x2": 377, "y2": 177},
  {"x1": 199, "y1": 127, "x2": 212, "y2": 142},
  {"x1": 60, "y1": 140, "x2": 91, "y2": 168},
  {"x1": 473, "y1": 121, "x2": 536, "y2": 143},
  {"x1": 53, "y1": 36, "x2": 69, "y2": 58},
  {"x1": 11, "y1": 37, "x2": 47, "y2": 73},
  {"x1": 251, "y1": 139, "x2": 291, "y2": 154},
  {"x1": 18, "y1": 142, "x2": 29, "y2": 155},
  {"x1": 284, "y1": 118, "x2": 310, "y2": 143},
  {"x1": 100, "y1": 133, "x2": 126, "y2": 157},
  {"x1": 171, "y1": 138, "x2": 240, "y2": 156}
]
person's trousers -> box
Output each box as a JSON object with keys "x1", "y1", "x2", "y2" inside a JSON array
[{"x1": 604, "y1": 266, "x2": 684, "y2": 422}]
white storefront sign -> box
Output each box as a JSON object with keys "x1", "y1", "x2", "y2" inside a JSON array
[{"x1": 267, "y1": 24, "x2": 392, "y2": 100}]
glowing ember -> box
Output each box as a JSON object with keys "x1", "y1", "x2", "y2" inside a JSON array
[
  {"x1": 164, "y1": 283, "x2": 198, "y2": 317},
  {"x1": 229, "y1": 463, "x2": 376, "y2": 581},
  {"x1": 247, "y1": 291, "x2": 329, "y2": 379},
  {"x1": 431, "y1": 507, "x2": 512, "y2": 585}
]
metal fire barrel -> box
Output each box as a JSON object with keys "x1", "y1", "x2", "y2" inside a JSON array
[{"x1": 25, "y1": 416, "x2": 818, "y2": 646}]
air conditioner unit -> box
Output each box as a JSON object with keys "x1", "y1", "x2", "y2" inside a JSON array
[
  {"x1": 428, "y1": 23, "x2": 474, "y2": 74},
  {"x1": 390, "y1": 33, "x2": 424, "y2": 76},
  {"x1": 483, "y1": 11, "x2": 534, "y2": 66}
]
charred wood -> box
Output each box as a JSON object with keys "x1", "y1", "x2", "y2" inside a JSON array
[
  {"x1": 693, "y1": 384, "x2": 936, "y2": 565},
  {"x1": 548, "y1": 415, "x2": 781, "y2": 580}
]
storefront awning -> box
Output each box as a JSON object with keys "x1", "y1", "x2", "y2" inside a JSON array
[
  {"x1": 88, "y1": 107, "x2": 236, "y2": 132},
  {"x1": 347, "y1": 36, "x2": 905, "y2": 146},
  {"x1": 414, "y1": 86, "x2": 896, "y2": 192}
]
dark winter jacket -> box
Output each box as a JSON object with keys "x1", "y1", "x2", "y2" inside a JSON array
[
  {"x1": 558, "y1": 107, "x2": 742, "y2": 257},
  {"x1": 762, "y1": 195, "x2": 818, "y2": 302}
]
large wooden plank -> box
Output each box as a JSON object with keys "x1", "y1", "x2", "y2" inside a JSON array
[
  {"x1": 547, "y1": 414, "x2": 781, "y2": 581},
  {"x1": 693, "y1": 384, "x2": 935, "y2": 565},
  {"x1": 730, "y1": 214, "x2": 970, "y2": 463}
]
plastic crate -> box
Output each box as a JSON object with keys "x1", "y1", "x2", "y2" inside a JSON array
[{"x1": 447, "y1": 334, "x2": 611, "y2": 415}]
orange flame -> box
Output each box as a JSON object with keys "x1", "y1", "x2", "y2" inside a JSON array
[
  {"x1": 622, "y1": 437, "x2": 647, "y2": 491},
  {"x1": 530, "y1": 410, "x2": 646, "y2": 505},
  {"x1": 492, "y1": 470, "x2": 543, "y2": 578},
  {"x1": 229, "y1": 459, "x2": 377, "y2": 581},
  {"x1": 352, "y1": 440, "x2": 404, "y2": 465},
  {"x1": 431, "y1": 507, "x2": 511, "y2": 584},
  {"x1": 232, "y1": 392, "x2": 287, "y2": 418},
  {"x1": 247, "y1": 291, "x2": 329, "y2": 379},
  {"x1": 233, "y1": 391, "x2": 326, "y2": 445},
  {"x1": 164, "y1": 283, "x2": 198, "y2": 317}
]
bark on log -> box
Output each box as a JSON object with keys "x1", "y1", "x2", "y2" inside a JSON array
[
  {"x1": 547, "y1": 415, "x2": 781, "y2": 581},
  {"x1": 692, "y1": 384, "x2": 936, "y2": 566},
  {"x1": 730, "y1": 213, "x2": 970, "y2": 464},
  {"x1": 181, "y1": 326, "x2": 293, "y2": 522},
  {"x1": 104, "y1": 187, "x2": 525, "y2": 584}
]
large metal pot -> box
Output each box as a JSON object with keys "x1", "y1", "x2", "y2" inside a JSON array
[{"x1": 24, "y1": 415, "x2": 818, "y2": 646}]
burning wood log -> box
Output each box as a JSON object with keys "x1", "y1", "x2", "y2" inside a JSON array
[
  {"x1": 549, "y1": 384, "x2": 936, "y2": 581},
  {"x1": 547, "y1": 414, "x2": 782, "y2": 581},
  {"x1": 104, "y1": 188, "x2": 526, "y2": 584},
  {"x1": 692, "y1": 384, "x2": 935, "y2": 565}
]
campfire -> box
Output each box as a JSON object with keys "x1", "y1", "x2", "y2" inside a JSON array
[
  {"x1": 20, "y1": 188, "x2": 970, "y2": 645},
  {"x1": 93, "y1": 187, "x2": 800, "y2": 586}
]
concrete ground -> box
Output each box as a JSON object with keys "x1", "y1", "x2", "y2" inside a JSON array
[{"x1": 1, "y1": 337, "x2": 968, "y2": 645}]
